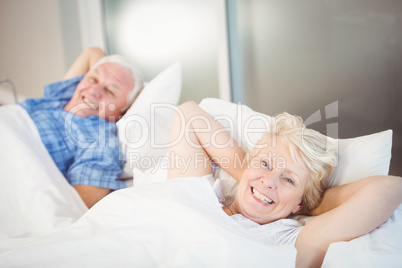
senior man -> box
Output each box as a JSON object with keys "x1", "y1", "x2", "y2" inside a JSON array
[{"x1": 20, "y1": 47, "x2": 143, "y2": 208}]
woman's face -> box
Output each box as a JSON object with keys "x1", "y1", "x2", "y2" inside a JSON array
[{"x1": 233, "y1": 136, "x2": 310, "y2": 225}]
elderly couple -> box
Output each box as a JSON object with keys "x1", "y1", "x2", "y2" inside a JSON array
[{"x1": 20, "y1": 47, "x2": 402, "y2": 267}]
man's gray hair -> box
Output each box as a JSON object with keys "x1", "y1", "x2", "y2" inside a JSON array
[{"x1": 89, "y1": 55, "x2": 144, "y2": 112}]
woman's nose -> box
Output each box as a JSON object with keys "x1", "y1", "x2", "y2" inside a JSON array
[{"x1": 260, "y1": 173, "x2": 278, "y2": 190}]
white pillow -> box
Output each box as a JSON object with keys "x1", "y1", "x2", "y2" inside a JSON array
[
  {"x1": 327, "y1": 130, "x2": 392, "y2": 186},
  {"x1": 121, "y1": 106, "x2": 176, "y2": 185},
  {"x1": 117, "y1": 63, "x2": 182, "y2": 179},
  {"x1": 199, "y1": 98, "x2": 392, "y2": 197},
  {"x1": 124, "y1": 62, "x2": 182, "y2": 115}
]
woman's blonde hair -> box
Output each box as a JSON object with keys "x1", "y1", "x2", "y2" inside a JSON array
[{"x1": 249, "y1": 112, "x2": 338, "y2": 214}]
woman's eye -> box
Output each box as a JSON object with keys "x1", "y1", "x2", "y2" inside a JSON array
[
  {"x1": 284, "y1": 177, "x2": 294, "y2": 184},
  {"x1": 262, "y1": 161, "x2": 272, "y2": 170}
]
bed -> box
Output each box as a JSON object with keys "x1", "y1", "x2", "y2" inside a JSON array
[{"x1": 0, "y1": 65, "x2": 401, "y2": 267}]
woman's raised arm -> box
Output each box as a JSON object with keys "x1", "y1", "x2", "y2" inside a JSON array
[
  {"x1": 167, "y1": 101, "x2": 246, "y2": 181},
  {"x1": 295, "y1": 175, "x2": 402, "y2": 268}
]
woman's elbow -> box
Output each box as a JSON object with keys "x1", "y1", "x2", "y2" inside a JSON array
[
  {"x1": 379, "y1": 175, "x2": 402, "y2": 206},
  {"x1": 389, "y1": 175, "x2": 402, "y2": 197}
]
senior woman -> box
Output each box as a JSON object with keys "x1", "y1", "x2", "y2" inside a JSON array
[{"x1": 167, "y1": 101, "x2": 402, "y2": 268}]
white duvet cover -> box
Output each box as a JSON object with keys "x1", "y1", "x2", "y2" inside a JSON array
[{"x1": 0, "y1": 104, "x2": 401, "y2": 267}]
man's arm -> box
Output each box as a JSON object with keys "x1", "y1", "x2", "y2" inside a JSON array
[
  {"x1": 73, "y1": 185, "x2": 111, "y2": 208},
  {"x1": 295, "y1": 175, "x2": 402, "y2": 268},
  {"x1": 63, "y1": 47, "x2": 106, "y2": 80}
]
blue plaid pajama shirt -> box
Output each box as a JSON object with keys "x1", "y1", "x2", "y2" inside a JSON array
[{"x1": 19, "y1": 76, "x2": 126, "y2": 190}]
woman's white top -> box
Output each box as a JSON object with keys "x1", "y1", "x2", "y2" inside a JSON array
[{"x1": 230, "y1": 214, "x2": 303, "y2": 246}]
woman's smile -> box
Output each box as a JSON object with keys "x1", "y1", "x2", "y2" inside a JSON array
[{"x1": 251, "y1": 186, "x2": 274, "y2": 205}]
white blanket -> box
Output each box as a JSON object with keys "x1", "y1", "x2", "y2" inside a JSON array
[
  {"x1": 0, "y1": 177, "x2": 297, "y2": 267},
  {"x1": 0, "y1": 105, "x2": 87, "y2": 251}
]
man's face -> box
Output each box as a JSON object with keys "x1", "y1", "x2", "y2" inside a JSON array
[{"x1": 64, "y1": 62, "x2": 134, "y2": 122}]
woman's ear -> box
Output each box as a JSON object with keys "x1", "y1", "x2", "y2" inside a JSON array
[{"x1": 292, "y1": 203, "x2": 302, "y2": 214}]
